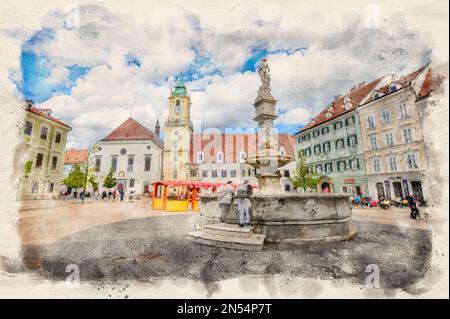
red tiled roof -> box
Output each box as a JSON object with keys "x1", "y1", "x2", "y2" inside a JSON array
[
  {"x1": 300, "y1": 77, "x2": 383, "y2": 132},
  {"x1": 27, "y1": 107, "x2": 71, "y2": 129},
  {"x1": 299, "y1": 64, "x2": 433, "y2": 133},
  {"x1": 189, "y1": 133, "x2": 295, "y2": 163},
  {"x1": 102, "y1": 117, "x2": 163, "y2": 148},
  {"x1": 64, "y1": 149, "x2": 88, "y2": 165}
]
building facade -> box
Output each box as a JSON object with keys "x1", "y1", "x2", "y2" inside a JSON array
[
  {"x1": 357, "y1": 65, "x2": 434, "y2": 200},
  {"x1": 90, "y1": 117, "x2": 163, "y2": 194},
  {"x1": 294, "y1": 79, "x2": 382, "y2": 195},
  {"x1": 18, "y1": 100, "x2": 71, "y2": 199}
]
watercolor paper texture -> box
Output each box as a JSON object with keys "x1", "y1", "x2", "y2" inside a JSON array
[{"x1": 0, "y1": 0, "x2": 448, "y2": 298}]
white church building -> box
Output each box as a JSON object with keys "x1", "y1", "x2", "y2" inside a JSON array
[{"x1": 90, "y1": 117, "x2": 163, "y2": 194}]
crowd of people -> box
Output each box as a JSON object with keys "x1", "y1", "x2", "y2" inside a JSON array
[
  {"x1": 350, "y1": 192, "x2": 424, "y2": 220},
  {"x1": 62, "y1": 188, "x2": 137, "y2": 202}
]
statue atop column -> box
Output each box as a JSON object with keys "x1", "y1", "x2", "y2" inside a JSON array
[{"x1": 256, "y1": 58, "x2": 274, "y2": 101}]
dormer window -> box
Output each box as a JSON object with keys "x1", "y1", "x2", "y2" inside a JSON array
[
  {"x1": 279, "y1": 146, "x2": 286, "y2": 156},
  {"x1": 217, "y1": 151, "x2": 224, "y2": 163},
  {"x1": 239, "y1": 151, "x2": 246, "y2": 163},
  {"x1": 372, "y1": 91, "x2": 381, "y2": 100},
  {"x1": 389, "y1": 85, "x2": 398, "y2": 93},
  {"x1": 197, "y1": 151, "x2": 204, "y2": 163}
]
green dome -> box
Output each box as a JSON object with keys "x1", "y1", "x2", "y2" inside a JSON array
[{"x1": 171, "y1": 80, "x2": 188, "y2": 96}]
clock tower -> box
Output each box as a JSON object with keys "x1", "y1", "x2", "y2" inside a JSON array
[{"x1": 163, "y1": 80, "x2": 193, "y2": 181}]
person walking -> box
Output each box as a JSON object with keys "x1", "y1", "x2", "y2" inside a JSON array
[
  {"x1": 407, "y1": 193, "x2": 420, "y2": 219},
  {"x1": 80, "y1": 190, "x2": 86, "y2": 204},
  {"x1": 236, "y1": 179, "x2": 253, "y2": 227},
  {"x1": 217, "y1": 181, "x2": 235, "y2": 223},
  {"x1": 112, "y1": 189, "x2": 117, "y2": 202},
  {"x1": 94, "y1": 189, "x2": 99, "y2": 201},
  {"x1": 120, "y1": 189, "x2": 125, "y2": 202}
]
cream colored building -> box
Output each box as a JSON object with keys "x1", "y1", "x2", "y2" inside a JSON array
[
  {"x1": 18, "y1": 100, "x2": 71, "y2": 200},
  {"x1": 162, "y1": 80, "x2": 193, "y2": 181},
  {"x1": 357, "y1": 65, "x2": 433, "y2": 200}
]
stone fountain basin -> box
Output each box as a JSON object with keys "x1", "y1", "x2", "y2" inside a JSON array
[
  {"x1": 197, "y1": 193, "x2": 356, "y2": 243},
  {"x1": 246, "y1": 155, "x2": 292, "y2": 169}
]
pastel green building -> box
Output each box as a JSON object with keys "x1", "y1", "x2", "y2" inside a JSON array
[{"x1": 294, "y1": 79, "x2": 382, "y2": 195}]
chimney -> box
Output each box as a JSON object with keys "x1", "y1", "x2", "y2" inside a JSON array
[{"x1": 155, "y1": 117, "x2": 161, "y2": 137}]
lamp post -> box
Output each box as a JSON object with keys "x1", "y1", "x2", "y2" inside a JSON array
[{"x1": 82, "y1": 144, "x2": 97, "y2": 204}]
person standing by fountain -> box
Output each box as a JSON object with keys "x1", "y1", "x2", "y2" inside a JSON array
[
  {"x1": 237, "y1": 179, "x2": 253, "y2": 227},
  {"x1": 217, "y1": 181, "x2": 235, "y2": 223}
]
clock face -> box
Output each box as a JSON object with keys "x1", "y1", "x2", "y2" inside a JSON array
[{"x1": 175, "y1": 106, "x2": 181, "y2": 114}]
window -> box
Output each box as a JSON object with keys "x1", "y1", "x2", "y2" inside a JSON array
[
  {"x1": 239, "y1": 151, "x2": 246, "y2": 163},
  {"x1": 323, "y1": 142, "x2": 331, "y2": 153},
  {"x1": 406, "y1": 153, "x2": 419, "y2": 169},
  {"x1": 31, "y1": 181, "x2": 39, "y2": 193},
  {"x1": 403, "y1": 180, "x2": 410, "y2": 196},
  {"x1": 367, "y1": 115, "x2": 375, "y2": 129},
  {"x1": 211, "y1": 170, "x2": 218, "y2": 178},
  {"x1": 399, "y1": 103, "x2": 408, "y2": 118},
  {"x1": 230, "y1": 170, "x2": 237, "y2": 178},
  {"x1": 373, "y1": 92, "x2": 380, "y2": 100},
  {"x1": 345, "y1": 116, "x2": 355, "y2": 126},
  {"x1": 144, "y1": 155, "x2": 151, "y2": 171},
  {"x1": 40, "y1": 126, "x2": 48, "y2": 140},
  {"x1": 342, "y1": 186, "x2": 348, "y2": 193},
  {"x1": 321, "y1": 127, "x2": 329, "y2": 135},
  {"x1": 55, "y1": 132, "x2": 62, "y2": 144},
  {"x1": 334, "y1": 122, "x2": 343, "y2": 130},
  {"x1": 36, "y1": 153, "x2": 44, "y2": 168},
  {"x1": 382, "y1": 109, "x2": 391, "y2": 124},
  {"x1": 120, "y1": 148, "x2": 127, "y2": 155},
  {"x1": 202, "y1": 170, "x2": 208, "y2": 178},
  {"x1": 384, "y1": 181, "x2": 391, "y2": 198},
  {"x1": 304, "y1": 134, "x2": 310, "y2": 141},
  {"x1": 127, "y1": 156, "x2": 134, "y2": 172},
  {"x1": 348, "y1": 135, "x2": 358, "y2": 146},
  {"x1": 389, "y1": 85, "x2": 397, "y2": 93},
  {"x1": 372, "y1": 157, "x2": 381, "y2": 173},
  {"x1": 285, "y1": 185, "x2": 291, "y2": 192},
  {"x1": 24, "y1": 120, "x2": 33, "y2": 135},
  {"x1": 51, "y1": 156, "x2": 58, "y2": 169},
  {"x1": 402, "y1": 127, "x2": 413, "y2": 144},
  {"x1": 349, "y1": 158, "x2": 359, "y2": 170},
  {"x1": 221, "y1": 170, "x2": 227, "y2": 178},
  {"x1": 48, "y1": 183, "x2": 54, "y2": 193},
  {"x1": 314, "y1": 144, "x2": 321, "y2": 155},
  {"x1": 129, "y1": 179, "x2": 135, "y2": 188},
  {"x1": 284, "y1": 170, "x2": 290, "y2": 177},
  {"x1": 325, "y1": 163, "x2": 333, "y2": 173},
  {"x1": 197, "y1": 152, "x2": 204, "y2": 163},
  {"x1": 369, "y1": 136, "x2": 378, "y2": 150},
  {"x1": 337, "y1": 161, "x2": 346, "y2": 171},
  {"x1": 305, "y1": 148, "x2": 312, "y2": 157},
  {"x1": 385, "y1": 132, "x2": 394, "y2": 147},
  {"x1": 95, "y1": 156, "x2": 102, "y2": 171},
  {"x1": 248, "y1": 168, "x2": 251, "y2": 176},
  {"x1": 279, "y1": 147, "x2": 286, "y2": 156},
  {"x1": 335, "y1": 139, "x2": 345, "y2": 149},
  {"x1": 111, "y1": 156, "x2": 118, "y2": 172},
  {"x1": 313, "y1": 130, "x2": 320, "y2": 137},
  {"x1": 190, "y1": 170, "x2": 197, "y2": 178},
  {"x1": 176, "y1": 99, "x2": 180, "y2": 106},
  {"x1": 217, "y1": 151, "x2": 224, "y2": 163},
  {"x1": 316, "y1": 164, "x2": 323, "y2": 173},
  {"x1": 388, "y1": 155, "x2": 398, "y2": 171}
]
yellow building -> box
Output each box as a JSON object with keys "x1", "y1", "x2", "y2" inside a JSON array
[
  {"x1": 18, "y1": 100, "x2": 71, "y2": 200},
  {"x1": 357, "y1": 65, "x2": 433, "y2": 200},
  {"x1": 162, "y1": 80, "x2": 193, "y2": 181}
]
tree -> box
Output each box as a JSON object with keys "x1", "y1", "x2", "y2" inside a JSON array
[
  {"x1": 63, "y1": 164, "x2": 85, "y2": 190},
  {"x1": 103, "y1": 167, "x2": 117, "y2": 189},
  {"x1": 291, "y1": 153, "x2": 322, "y2": 192},
  {"x1": 24, "y1": 160, "x2": 33, "y2": 177},
  {"x1": 89, "y1": 175, "x2": 99, "y2": 191}
]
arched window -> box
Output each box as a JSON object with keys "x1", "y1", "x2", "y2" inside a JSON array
[
  {"x1": 239, "y1": 151, "x2": 246, "y2": 163},
  {"x1": 279, "y1": 146, "x2": 286, "y2": 156},
  {"x1": 217, "y1": 151, "x2": 224, "y2": 163},
  {"x1": 197, "y1": 151, "x2": 204, "y2": 163}
]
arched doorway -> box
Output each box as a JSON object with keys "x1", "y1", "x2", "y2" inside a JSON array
[{"x1": 321, "y1": 182, "x2": 330, "y2": 193}]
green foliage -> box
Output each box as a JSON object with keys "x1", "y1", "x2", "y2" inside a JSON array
[
  {"x1": 63, "y1": 164, "x2": 85, "y2": 190},
  {"x1": 24, "y1": 160, "x2": 33, "y2": 176},
  {"x1": 89, "y1": 175, "x2": 99, "y2": 191},
  {"x1": 291, "y1": 153, "x2": 322, "y2": 192},
  {"x1": 103, "y1": 167, "x2": 117, "y2": 189}
]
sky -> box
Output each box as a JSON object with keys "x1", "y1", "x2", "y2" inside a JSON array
[{"x1": 2, "y1": 1, "x2": 441, "y2": 148}]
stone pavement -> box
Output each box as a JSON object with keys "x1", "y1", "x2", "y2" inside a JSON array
[{"x1": 16, "y1": 199, "x2": 435, "y2": 292}]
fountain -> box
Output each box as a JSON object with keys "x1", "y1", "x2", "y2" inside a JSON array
[{"x1": 188, "y1": 59, "x2": 356, "y2": 250}]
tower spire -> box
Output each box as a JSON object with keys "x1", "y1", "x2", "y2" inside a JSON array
[{"x1": 155, "y1": 117, "x2": 160, "y2": 137}]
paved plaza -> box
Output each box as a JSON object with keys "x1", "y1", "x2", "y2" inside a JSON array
[{"x1": 18, "y1": 198, "x2": 434, "y2": 291}]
